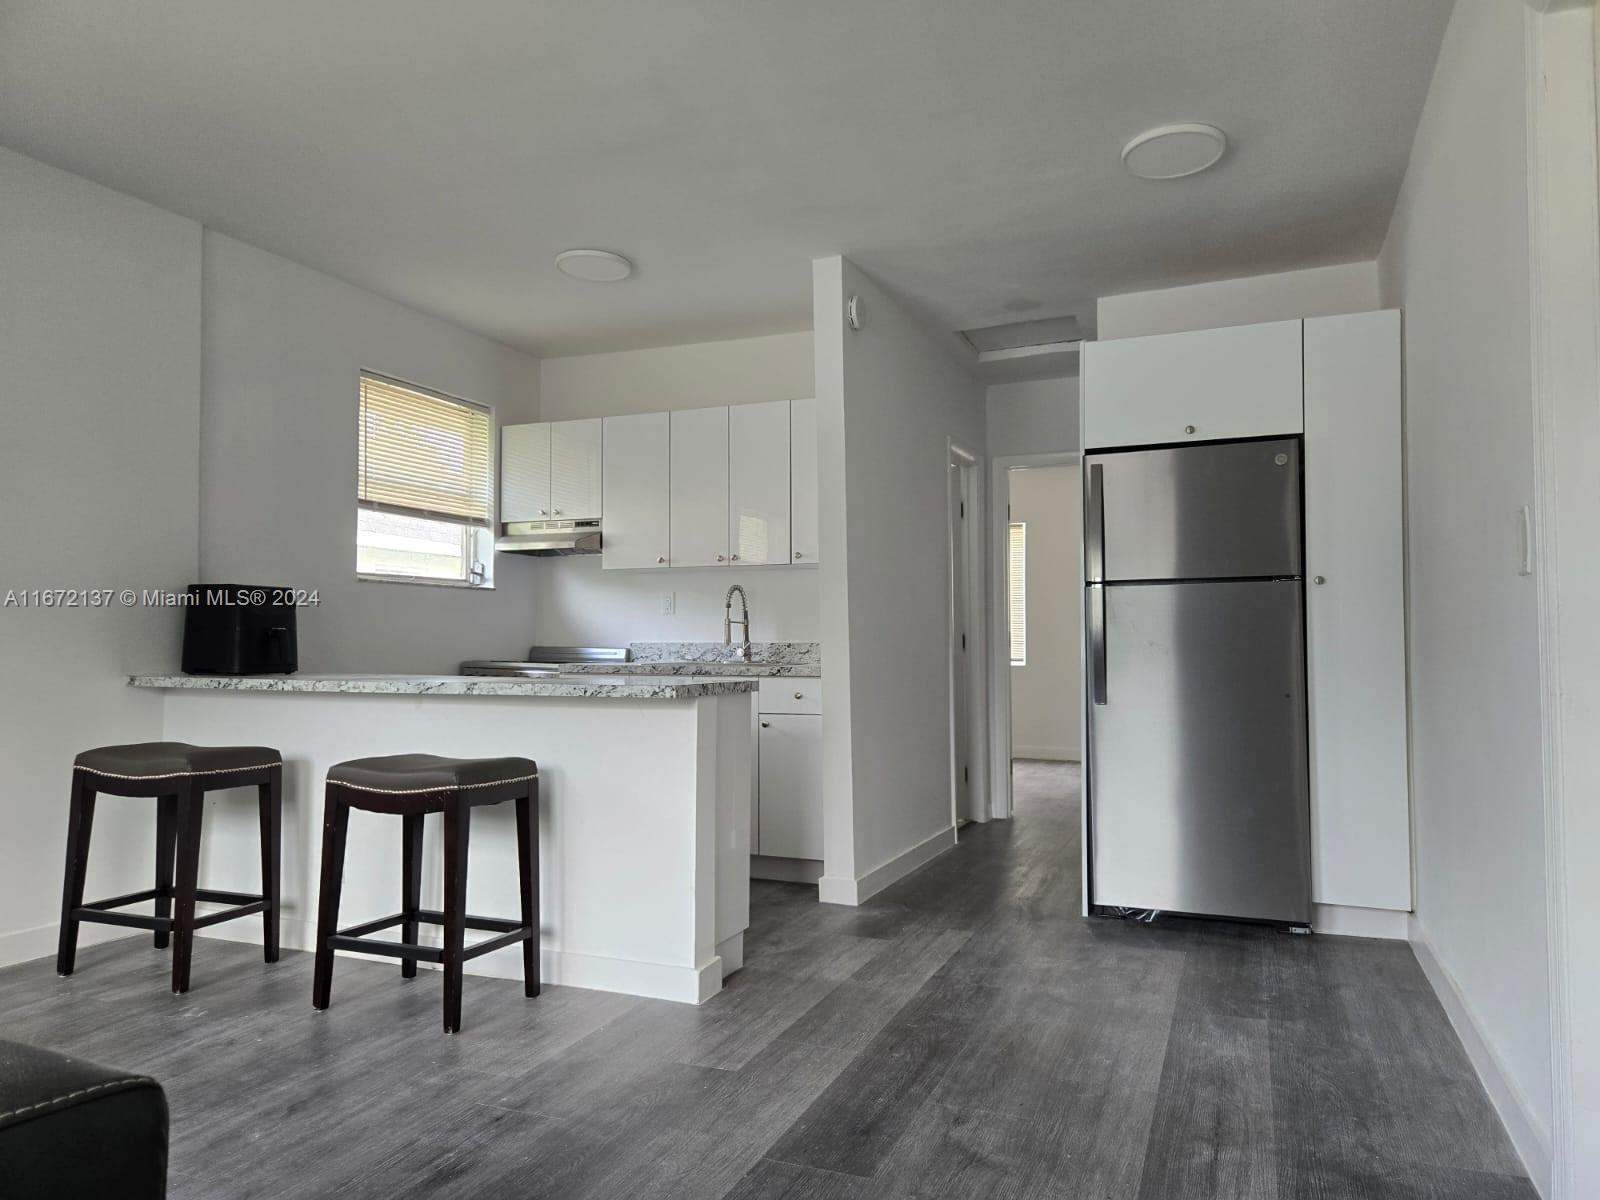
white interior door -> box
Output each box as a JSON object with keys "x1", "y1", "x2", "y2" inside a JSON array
[
  {"x1": 670, "y1": 406, "x2": 730, "y2": 567},
  {"x1": 549, "y1": 418, "x2": 602, "y2": 521},
  {"x1": 501, "y1": 421, "x2": 551, "y2": 522},
  {"x1": 790, "y1": 397, "x2": 819, "y2": 565},
  {"x1": 950, "y1": 460, "x2": 971, "y2": 822},
  {"x1": 729, "y1": 400, "x2": 791, "y2": 565},
  {"x1": 601, "y1": 412, "x2": 670, "y2": 569}
]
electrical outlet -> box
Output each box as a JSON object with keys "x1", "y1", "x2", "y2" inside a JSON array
[{"x1": 660, "y1": 591, "x2": 675, "y2": 615}]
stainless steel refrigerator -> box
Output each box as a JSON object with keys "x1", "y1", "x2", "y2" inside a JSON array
[{"x1": 1084, "y1": 437, "x2": 1312, "y2": 925}]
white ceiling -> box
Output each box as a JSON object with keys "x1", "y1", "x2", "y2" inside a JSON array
[{"x1": 0, "y1": 1, "x2": 1452, "y2": 357}]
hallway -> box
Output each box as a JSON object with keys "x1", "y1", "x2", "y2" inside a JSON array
[{"x1": 0, "y1": 762, "x2": 1534, "y2": 1198}]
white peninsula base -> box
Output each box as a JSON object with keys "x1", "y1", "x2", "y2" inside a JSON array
[{"x1": 129, "y1": 676, "x2": 754, "y2": 1004}]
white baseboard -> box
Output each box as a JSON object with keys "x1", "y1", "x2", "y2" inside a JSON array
[
  {"x1": 202, "y1": 915, "x2": 728, "y2": 1005},
  {"x1": 1011, "y1": 745, "x2": 1081, "y2": 762},
  {"x1": 818, "y1": 825, "x2": 957, "y2": 907},
  {"x1": 1409, "y1": 916, "x2": 1553, "y2": 1197},
  {"x1": 749, "y1": 855, "x2": 824, "y2": 885},
  {"x1": 0, "y1": 919, "x2": 139, "y2": 971},
  {"x1": 1313, "y1": 903, "x2": 1409, "y2": 939}
]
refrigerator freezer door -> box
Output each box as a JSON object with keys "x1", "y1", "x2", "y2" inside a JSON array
[
  {"x1": 1088, "y1": 579, "x2": 1311, "y2": 923},
  {"x1": 1089, "y1": 439, "x2": 1303, "y2": 582}
]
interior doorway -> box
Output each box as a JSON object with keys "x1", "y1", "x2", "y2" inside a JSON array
[{"x1": 988, "y1": 453, "x2": 1083, "y2": 819}]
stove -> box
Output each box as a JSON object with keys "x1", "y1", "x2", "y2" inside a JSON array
[{"x1": 459, "y1": 646, "x2": 630, "y2": 678}]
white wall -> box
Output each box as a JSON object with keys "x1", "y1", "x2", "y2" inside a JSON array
[
  {"x1": 1097, "y1": 261, "x2": 1380, "y2": 340},
  {"x1": 1008, "y1": 465, "x2": 1081, "y2": 761},
  {"x1": 538, "y1": 331, "x2": 813, "y2": 420},
  {"x1": 986, "y1": 377, "x2": 1079, "y2": 457},
  {"x1": 814, "y1": 256, "x2": 987, "y2": 897},
  {"x1": 0, "y1": 147, "x2": 202, "y2": 963},
  {"x1": 1378, "y1": 0, "x2": 1553, "y2": 1180},
  {"x1": 200, "y1": 231, "x2": 544, "y2": 672},
  {"x1": 531, "y1": 331, "x2": 819, "y2": 647}
]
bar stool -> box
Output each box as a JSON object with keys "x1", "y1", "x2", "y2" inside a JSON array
[
  {"x1": 311, "y1": 754, "x2": 539, "y2": 1034},
  {"x1": 58, "y1": 742, "x2": 282, "y2": 993}
]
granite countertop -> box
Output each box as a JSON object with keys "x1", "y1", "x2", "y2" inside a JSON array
[
  {"x1": 564, "y1": 641, "x2": 821, "y2": 678},
  {"x1": 128, "y1": 674, "x2": 759, "y2": 701}
]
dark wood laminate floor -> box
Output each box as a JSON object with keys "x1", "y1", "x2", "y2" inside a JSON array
[{"x1": 0, "y1": 761, "x2": 1535, "y2": 1199}]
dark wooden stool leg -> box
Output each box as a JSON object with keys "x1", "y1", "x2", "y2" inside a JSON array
[
  {"x1": 441, "y1": 797, "x2": 470, "y2": 1033},
  {"x1": 515, "y1": 783, "x2": 539, "y2": 998},
  {"x1": 170, "y1": 783, "x2": 204, "y2": 994},
  {"x1": 401, "y1": 812, "x2": 423, "y2": 980},
  {"x1": 258, "y1": 774, "x2": 281, "y2": 963},
  {"x1": 56, "y1": 774, "x2": 97, "y2": 976},
  {"x1": 312, "y1": 787, "x2": 350, "y2": 1010},
  {"x1": 153, "y1": 795, "x2": 176, "y2": 949}
]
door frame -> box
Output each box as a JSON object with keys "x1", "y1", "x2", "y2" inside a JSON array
[
  {"x1": 986, "y1": 451, "x2": 1083, "y2": 821},
  {"x1": 1524, "y1": 3, "x2": 1600, "y2": 1195},
  {"x1": 946, "y1": 440, "x2": 987, "y2": 827}
]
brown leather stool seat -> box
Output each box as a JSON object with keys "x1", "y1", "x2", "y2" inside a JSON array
[
  {"x1": 325, "y1": 754, "x2": 536, "y2": 806},
  {"x1": 313, "y1": 754, "x2": 540, "y2": 1033},
  {"x1": 58, "y1": 743, "x2": 282, "y2": 994},
  {"x1": 74, "y1": 742, "x2": 281, "y2": 779}
]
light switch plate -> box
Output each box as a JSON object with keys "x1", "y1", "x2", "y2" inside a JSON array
[{"x1": 660, "y1": 591, "x2": 675, "y2": 615}]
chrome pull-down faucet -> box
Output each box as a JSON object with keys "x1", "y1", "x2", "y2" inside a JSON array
[{"x1": 723, "y1": 585, "x2": 752, "y2": 662}]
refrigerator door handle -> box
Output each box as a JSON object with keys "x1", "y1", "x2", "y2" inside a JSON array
[
  {"x1": 1089, "y1": 584, "x2": 1107, "y2": 705},
  {"x1": 1086, "y1": 463, "x2": 1105, "y2": 584}
]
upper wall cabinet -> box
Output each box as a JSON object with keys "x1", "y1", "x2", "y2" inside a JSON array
[
  {"x1": 602, "y1": 412, "x2": 670, "y2": 569},
  {"x1": 501, "y1": 418, "x2": 601, "y2": 522},
  {"x1": 789, "y1": 398, "x2": 819, "y2": 566},
  {"x1": 671, "y1": 406, "x2": 731, "y2": 567},
  {"x1": 1082, "y1": 318, "x2": 1304, "y2": 449},
  {"x1": 729, "y1": 400, "x2": 792, "y2": 566},
  {"x1": 549, "y1": 419, "x2": 603, "y2": 520},
  {"x1": 501, "y1": 422, "x2": 551, "y2": 522}
]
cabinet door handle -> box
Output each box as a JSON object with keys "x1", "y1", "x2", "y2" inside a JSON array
[
  {"x1": 538, "y1": 509, "x2": 548, "y2": 516},
  {"x1": 1184, "y1": 424, "x2": 1196, "y2": 435},
  {"x1": 553, "y1": 509, "x2": 562, "y2": 516},
  {"x1": 731, "y1": 554, "x2": 740, "y2": 561},
  {"x1": 656, "y1": 556, "x2": 666, "y2": 564},
  {"x1": 1313, "y1": 576, "x2": 1326, "y2": 585},
  {"x1": 794, "y1": 551, "x2": 803, "y2": 560},
  {"x1": 794, "y1": 691, "x2": 803, "y2": 700},
  {"x1": 760, "y1": 721, "x2": 771, "y2": 728},
  {"x1": 716, "y1": 555, "x2": 726, "y2": 562}
]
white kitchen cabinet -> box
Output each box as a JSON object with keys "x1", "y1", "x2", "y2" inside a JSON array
[
  {"x1": 789, "y1": 397, "x2": 820, "y2": 565},
  {"x1": 601, "y1": 412, "x2": 670, "y2": 569},
  {"x1": 729, "y1": 400, "x2": 791, "y2": 566},
  {"x1": 758, "y1": 713, "x2": 824, "y2": 860},
  {"x1": 1304, "y1": 310, "x2": 1410, "y2": 912},
  {"x1": 500, "y1": 422, "x2": 551, "y2": 522},
  {"x1": 549, "y1": 418, "x2": 603, "y2": 521},
  {"x1": 501, "y1": 419, "x2": 601, "y2": 522},
  {"x1": 1082, "y1": 318, "x2": 1304, "y2": 449},
  {"x1": 670, "y1": 406, "x2": 731, "y2": 567}
]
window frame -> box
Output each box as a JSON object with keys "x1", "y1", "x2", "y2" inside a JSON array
[
  {"x1": 1007, "y1": 520, "x2": 1026, "y2": 666},
  {"x1": 355, "y1": 371, "x2": 497, "y2": 590}
]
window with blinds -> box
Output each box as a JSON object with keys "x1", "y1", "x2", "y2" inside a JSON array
[
  {"x1": 356, "y1": 373, "x2": 494, "y2": 585},
  {"x1": 1008, "y1": 521, "x2": 1027, "y2": 665}
]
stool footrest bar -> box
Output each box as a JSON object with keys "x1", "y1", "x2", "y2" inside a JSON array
[{"x1": 328, "y1": 935, "x2": 445, "y2": 963}]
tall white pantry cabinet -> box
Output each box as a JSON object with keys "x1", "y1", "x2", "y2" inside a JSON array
[{"x1": 1080, "y1": 310, "x2": 1412, "y2": 920}]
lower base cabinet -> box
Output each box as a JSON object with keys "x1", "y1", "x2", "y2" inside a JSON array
[{"x1": 757, "y1": 713, "x2": 823, "y2": 860}]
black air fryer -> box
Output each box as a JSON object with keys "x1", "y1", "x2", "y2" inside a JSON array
[{"x1": 181, "y1": 585, "x2": 298, "y2": 675}]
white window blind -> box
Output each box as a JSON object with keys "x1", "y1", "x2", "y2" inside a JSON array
[
  {"x1": 357, "y1": 373, "x2": 493, "y2": 527},
  {"x1": 1008, "y1": 521, "x2": 1027, "y2": 665}
]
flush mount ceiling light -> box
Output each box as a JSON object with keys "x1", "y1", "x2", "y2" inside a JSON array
[
  {"x1": 554, "y1": 249, "x2": 633, "y2": 282},
  {"x1": 1121, "y1": 123, "x2": 1228, "y2": 180}
]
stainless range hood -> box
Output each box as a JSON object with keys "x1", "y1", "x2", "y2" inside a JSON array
[{"x1": 495, "y1": 519, "x2": 602, "y2": 556}]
